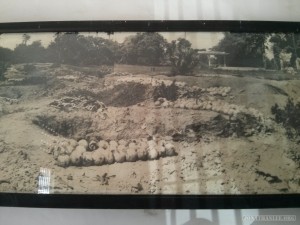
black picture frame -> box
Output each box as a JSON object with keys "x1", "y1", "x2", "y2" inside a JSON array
[
  {"x1": 0, "y1": 20, "x2": 300, "y2": 33},
  {"x1": 0, "y1": 20, "x2": 300, "y2": 209}
]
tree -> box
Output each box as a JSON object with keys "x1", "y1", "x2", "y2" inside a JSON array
[
  {"x1": 0, "y1": 61, "x2": 9, "y2": 80},
  {"x1": 0, "y1": 47, "x2": 13, "y2": 80},
  {"x1": 13, "y1": 40, "x2": 46, "y2": 63},
  {"x1": 119, "y1": 32, "x2": 168, "y2": 66},
  {"x1": 269, "y1": 33, "x2": 300, "y2": 70},
  {"x1": 47, "y1": 33, "x2": 119, "y2": 65},
  {"x1": 0, "y1": 46, "x2": 13, "y2": 61},
  {"x1": 213, "y1": 33, "x2": 268, "y2": 68},
  {"x1": 47, "y1": 33, "x2": 86, "y2": 65},
  {"x1": 166, "y1": 38, "x2": 199, "y2": 75},
  {"x1": 82, "y1": 36, "x2": 120, "y2": 65}
]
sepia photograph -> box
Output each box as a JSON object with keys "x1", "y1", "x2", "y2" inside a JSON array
[{"x1": 0, "y1": 31, "x2": 300, "y2": 195}]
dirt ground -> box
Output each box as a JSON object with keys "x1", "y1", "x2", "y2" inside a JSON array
[{"x1": 0, "y1": 63, "x2": 300, "y2": 195}]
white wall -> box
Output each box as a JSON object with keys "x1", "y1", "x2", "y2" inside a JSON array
[
  {"x1": 0, "y1": 208, "x2": 299, "y2": 225},
  {"x1": 0, "y1": 1, "x2": 300, "y2": 225},
  {"x1": 0, "y1": 208, "x2": 265, "y2": 225}
]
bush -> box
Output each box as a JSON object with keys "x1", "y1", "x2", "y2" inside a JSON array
[
  {"x1": 271, "y1": 98, "x2": 300, "y2": 139},
  {"x1": 50, "y1": 63, "x2": 61, "y2": 68},
  {"x1": 19, "y1": 76, "x2": 48, "y2": 85},
  {"x1": 153, "y1": 80, "x2": 179, "y2": 101},
  {"x1": 22, "y1": 64, "x2": 36, "y2": 74},
  {"x1": 0, "y1": 61, "x2": 9, "y2": 81},
  {"x1": 167, "y1": 38, "x2": 199, "y2": 75}
]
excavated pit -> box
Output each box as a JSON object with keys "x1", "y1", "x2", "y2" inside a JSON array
[
  {"x1": 32, "y1": 78, "x2": 273, "y2": 170},
  {"x1": 32, "y1": 114, "x2": 93, "y2": 140},
  {"x1": 65, "y1": 82, "x2": 150, "y2": 107}
]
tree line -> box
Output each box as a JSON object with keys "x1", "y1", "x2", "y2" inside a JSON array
[
  {"x1": 213, "y1": 32, "x2": 300, "y2": 70},
  {"x1": 1, "y1": 32, "x2": 300, "y2": 80}
]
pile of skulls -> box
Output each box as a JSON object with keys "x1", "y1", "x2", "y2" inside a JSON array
[
  {"x1": 49, "y1": 96, "x2": 106, "y2": 112},
  {"x1": 109, "y1": 72, "x2": 132, "y2": 76},
  {"x1": 47, "y1": 137, "x2": 177, "y2": 168},
  {"x1": 205, "y1": 86, "x2": 231, "y2": 97},
  {"x1": 155, "y1": 97, "x2": 263, "y2": 120},
  {"x1": 154, "y1": 97, "x2": 174, "y2": 108},
  {"x1": 111, "y1": 76, "x2": 186, "y2": 88},
  {"x1": 0, "y1": 97, "x2": 19, "y2": 105},
  {"x1": 183, "y1": 86, "x2": 232, "y2": 97},
  {"x1": 179, "y1": 98, "x2": 260, "y2": 116}
]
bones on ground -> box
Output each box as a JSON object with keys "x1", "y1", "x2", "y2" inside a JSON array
[{"x1": 47, "y1": 137, "x2": 177, "y2": 167}]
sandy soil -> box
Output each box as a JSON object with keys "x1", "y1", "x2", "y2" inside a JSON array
[{"x1": 0, "y1": 63, "x2": 299, "y2": 194}]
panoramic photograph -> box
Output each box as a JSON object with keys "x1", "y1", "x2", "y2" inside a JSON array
[{"x1": 0, "y1": 31, "x2": 300, "y2": 195}]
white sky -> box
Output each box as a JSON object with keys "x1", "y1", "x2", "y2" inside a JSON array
[{"x1": 0, "y1": 32, "x2": 224, "y2": 50}]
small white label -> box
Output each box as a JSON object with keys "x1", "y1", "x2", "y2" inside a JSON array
[{"x1": 38, "y1": 168, "x2": 51, "y2": 194}]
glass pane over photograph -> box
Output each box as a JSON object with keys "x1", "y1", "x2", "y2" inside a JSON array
[{"x1": 0, "y1": 31, "x2": 300, "y2": 195}]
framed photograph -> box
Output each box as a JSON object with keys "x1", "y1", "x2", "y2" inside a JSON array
[{"x1": 0, "y1": 21, "x2": 300, "y2": 209}]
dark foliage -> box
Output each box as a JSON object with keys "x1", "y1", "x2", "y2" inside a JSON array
[
  {"x1": 213, "y1": 33, "x2": 267, "y2": 68},
  {"x1": 22, "y1": 64, "x2": 36, "y2": 74},
  {"x1": 167, "y1": 38, "x2": 199, "y2": 75},
  {"x1": 101, "y1": 82, "x2": 147, "y2": 107},
  {"x1": 119, "y1": 32, "x2": 168, "y2": 66},
  {"x1": 33, "y1": 114, "x2": 92, "y2": 139},
  {"x1": 271, "y1": 98, "x2": 300, "y2": 139},
  {"x1": 17, "y1": 76, "x2": 48, "y2": 85},
  {"x1": 47, "y1": 34, "x2": 120, "y2": 66},
  {"x1": 66, "y1": 82, "x2": 147, "y2": 107},
  {"x1": 0, "y1": 61, "x2": 9, "y2": 80},
  {"x1": 13, "y1": 41, "x2": 47, "y2": 63},
  {"x1": 269, "y1": 33, "x2": 300, "y2": 70},
  {"x1": 0, "y1": 47, "x2": 13, "y2": 80},
  {"x1": 0, "y1": 47, "x2": 13, "y2": 62},
  {"x1": 173, "y1": 113, "x2": 263, "y2": 142},
  {"x1": 153, "y1": 80, "x2": 179, "y2": 101}
]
